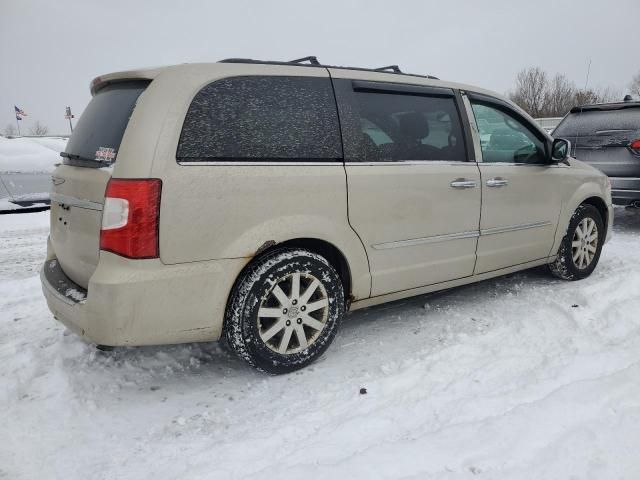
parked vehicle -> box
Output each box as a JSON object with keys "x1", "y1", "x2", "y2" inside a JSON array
[
  {"x1": 535, "y1": 117, "x2": 563, "y2": 133},
  {"x1": 41, "y1": 57, "x2": 613, "y2": 373},
  {"x1": 0, "y1": 136, "x2": 66, "y2": 212},
  {"x1": 553, "y1": 99, "x2": 640, "y2": 206}
]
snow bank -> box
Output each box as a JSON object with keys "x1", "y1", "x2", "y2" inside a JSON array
[
  {"x1": 1, "y1": 209, "x2": 640, "y2": 479},
  {"x1": 0, "y1": 136, "x2": 66, "y2": 173},
  {"x1": 26, "y1": 136, "x2": 68, "y2": 153}
]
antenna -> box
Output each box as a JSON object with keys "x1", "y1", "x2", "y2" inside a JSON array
[
  {"x1": 583, "y1": 59, "x2": 592, "y2": 91},
  {"x1": 573, "y1": 59, "x2": 592, "y2": 156}
]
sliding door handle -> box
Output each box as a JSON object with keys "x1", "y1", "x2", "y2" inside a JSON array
[
  {"x1": 486, "y1": 177, "x2": 508, "y2": 187},
  {"x1": 450, "y1": 179, "x2": 477, "y2": 189}
]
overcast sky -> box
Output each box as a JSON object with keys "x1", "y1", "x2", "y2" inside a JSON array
[{"x1": 1, "y1": 0, "x2": 638, "y2": 134}]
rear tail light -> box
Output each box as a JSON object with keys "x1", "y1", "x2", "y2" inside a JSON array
[
  {"x1": 630, "y1": 139, "x2": 640, "y2": 156},
  {"x1": 100, "y1": 178, "x2": 162, "y2": 259}
]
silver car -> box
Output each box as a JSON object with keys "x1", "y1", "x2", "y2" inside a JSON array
[{"x1": 0, "y1": 136, "x2": 66, "y2": 212}]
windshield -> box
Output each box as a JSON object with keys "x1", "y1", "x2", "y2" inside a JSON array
[{"x1": 63, "y1": 81, "x2": 149, "y2": 167}]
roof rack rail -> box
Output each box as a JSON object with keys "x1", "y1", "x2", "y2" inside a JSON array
[
  {"x1": 217, "y1": 57, "x2": 439, "y2": 80},
  {"x1": 289, "y1": 56, "x2": 320, "y2": 65},
  {"x1": 374, "y1": 65, "x2": 402, "y2": 73}
]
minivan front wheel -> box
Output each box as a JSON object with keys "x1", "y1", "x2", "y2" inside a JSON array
[
  {"x1": 549, "y1": 204, "x2": 604, "y2": 280},
  {"x1": 225, "y1": 248, "x2": 345, "y2": 374}
]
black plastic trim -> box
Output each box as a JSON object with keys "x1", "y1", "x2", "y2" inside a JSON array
[
  {"x1": 218, "y1": 58, "x2": 439, "y2": 80},
  {"x1": 352, "y1": 80, "x2": 453, "y2": 97},
  {"x1": 177, "y1": 157, "x2": 343, "y2": 163},
  {"x1": 570, "y1": 102, "x2": 640, "y2": 113},
  {"x1": 453, "y1": 90, "x2": 475, "y2": 163},
  {"x1": 43, "y1": 259, "x2": 87, "y2": 304}
]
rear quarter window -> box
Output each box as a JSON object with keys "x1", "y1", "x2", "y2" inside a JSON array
[{"x1": 176, "y1": 76, "x2": 343, "y2": 162}]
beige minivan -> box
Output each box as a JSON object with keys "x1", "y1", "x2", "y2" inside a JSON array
[{"x1": 41, "y1": 57, "x2": 613, "y2": 373}]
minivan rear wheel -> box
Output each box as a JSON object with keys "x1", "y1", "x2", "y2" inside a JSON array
[
  {"x1": 549, "y1": 204, "x2": 604, "y2": 280},
  {"x1": 224, "y1": 248, "x2": 345, "y2": 374}
]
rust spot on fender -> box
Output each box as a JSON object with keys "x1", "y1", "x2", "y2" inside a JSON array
[{"x1": 255, "y1": 240, "x2": 276, "y2": 256}]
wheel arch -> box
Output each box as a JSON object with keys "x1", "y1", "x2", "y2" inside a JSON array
[
  {"x1": 551, "y1": 183, "x2": 610, "y2": 257},
  {"x1": 254, "y1": 238, "x2": 353, "y2": 307},
  {"x1": 580, "y1": 196, "x2": 609, "y2": 231}
]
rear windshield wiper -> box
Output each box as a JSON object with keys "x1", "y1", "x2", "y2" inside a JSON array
[{"x1": 59, "y1": 151, "x2": 109, "y2": 165}]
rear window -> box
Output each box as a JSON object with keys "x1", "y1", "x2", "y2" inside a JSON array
[
  {"x1": 63, "y1": 81, "x2": 149, "y2": 167},
  {"x1": 554, "y1": 108, "x2": 640, "y2": 137},
  {"x1": 176, "y1": 76, "x2": 342, "y2": 162}
]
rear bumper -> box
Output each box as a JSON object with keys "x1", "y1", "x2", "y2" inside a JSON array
[
  {"x1": 40, "y1": 244, "x2": 248, "y2": 346},
  {"x1": 610, "y1": 177, "x2": 640, "y2": 206}
]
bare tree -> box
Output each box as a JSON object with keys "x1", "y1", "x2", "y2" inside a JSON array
[
  {"x1": 544, "y1": 74, "x2": 576, "y2": 117},
  {"x1": 28, "y1": 121, "x2": 49, "y2": 136},
  {"x1": 630, "y1": 71, "x2": 640, "y2": 97},
  {"x1": 594, "y1": 86, "x2": 622, "y2": 103},
  {"x1": 573, "y1": 89, "x2": 600, "y2": 106},
  {"x1": 510, "y1": 67, "x2": 625, "y2": 117},
  {"x1": 572, "y1": 87, "x2": 622, "y2": 107},
  {"x1": 509, "y1": 67, "x2": 548, "y2": 117},
  {"x1": 3, "y1": 124, "x2": 17, "y2": 137}
]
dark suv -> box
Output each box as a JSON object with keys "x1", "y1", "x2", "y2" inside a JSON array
[{"x1": 553, "y1": 99, "x2": 640, "y2": 206}]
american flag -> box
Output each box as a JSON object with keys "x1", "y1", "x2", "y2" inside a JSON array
[{"x1": 14, "y1": 106, "x2": 27, "y2": 120}]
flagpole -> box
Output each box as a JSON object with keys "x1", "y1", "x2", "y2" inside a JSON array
[
  {"x1": 66, "y1": 106, "x2": 74, "y2": 133},
  {"x1": 15, "y1": 115, "x2": 21, "y2": 137}
]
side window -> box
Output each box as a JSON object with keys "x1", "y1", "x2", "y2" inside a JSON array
[
  {"x1": 353, "y1": 91, "x2": 466, "y2": 162},
  {"x1": 177, "y1": 76, "x2": 342, "y2": 161},
  {"x1": 471, "y1": 103, "x2": 547, "y2": 164}
]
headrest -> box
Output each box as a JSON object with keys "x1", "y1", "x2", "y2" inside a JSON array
[{"x1": 397, "y1": 112, "x2": 430, "y2": 141}]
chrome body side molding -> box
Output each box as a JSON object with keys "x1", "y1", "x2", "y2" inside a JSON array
[
  {"x1": 372, "y1": 230, "x2": 480, "y2": 250},
  {"x1": 372, "y1": 221, "x2": 552, "y2": 250},
  {"x1": 480, "y1": 221, "x2": 551, "y2": 236}
]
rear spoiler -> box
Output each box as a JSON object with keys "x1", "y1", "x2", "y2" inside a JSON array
[
  {"x1": 570, "y1": 102, "x2": 640, "y2": 113},
  {"x1": 89, "y1": 66, "x2": 166, "y2": 95}
]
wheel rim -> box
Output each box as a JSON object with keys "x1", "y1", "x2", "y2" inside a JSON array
[
  {"x1": 571, "y1": 217, "x2": 598, "y2": 270},
  {"x1": 257, "y1": 272, "x2": 329, "y2": 355}
]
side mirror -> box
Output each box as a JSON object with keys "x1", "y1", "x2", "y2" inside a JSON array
[{"x1": 551, "y1": 138, "x2": 571, "y2": 165}]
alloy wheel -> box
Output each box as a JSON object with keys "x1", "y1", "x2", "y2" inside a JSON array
[
  {"x1": 571, "y1": 217, "x2": 598, "y2": 270},
  {"x1": 257, "y1": 272, "x2": 329, "y2": 354}
]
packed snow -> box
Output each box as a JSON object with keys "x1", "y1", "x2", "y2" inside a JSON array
[{"x1": 2, "y1": 208, "x2": 640, "y2": 479}]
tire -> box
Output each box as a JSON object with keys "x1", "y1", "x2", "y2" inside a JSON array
[
  {"x1": 224, "y1": 248, "x2": 345, "y2": 374},
  {"x1": 549, "y1": 204, "x2": 604, "y2": 281}
]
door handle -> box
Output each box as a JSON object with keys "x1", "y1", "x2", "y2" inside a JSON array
[
  {"x1": 450, "y1": 178, "x2": 477, "y2": 189},
  {"x1": 486, "y1": 177, "x2": 508, "y2": 187}
]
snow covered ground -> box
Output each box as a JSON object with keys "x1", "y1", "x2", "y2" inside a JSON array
[{"x1": 2, "y1": 208, "x2": 640, "y2": 479}]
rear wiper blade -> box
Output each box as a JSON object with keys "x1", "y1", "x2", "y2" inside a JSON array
[
  {"x1": 595, "y1": 129, "x2": 634, "y2": 134},
  {"x1": 59, "y1": 152, "x2": 107, "y2": 164}
]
